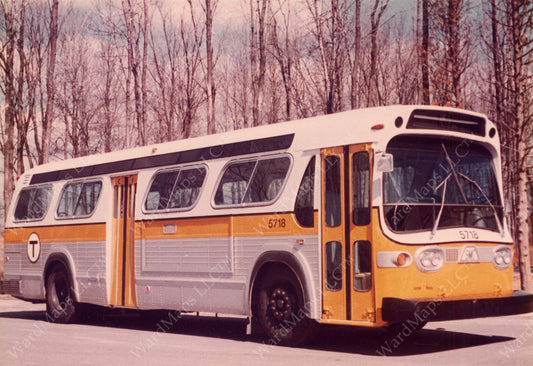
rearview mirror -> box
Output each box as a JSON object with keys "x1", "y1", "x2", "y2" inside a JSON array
[{"x1": 376, "y1": 153, "x2": 394, "y2": 173}]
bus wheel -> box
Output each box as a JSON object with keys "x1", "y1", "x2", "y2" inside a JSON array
[
  {"x1": 256, "y1": 267, "x2": 314, "y2": 346},
  {"x1": 46, "y1": 265, "x2": 80, "y2": 323}
]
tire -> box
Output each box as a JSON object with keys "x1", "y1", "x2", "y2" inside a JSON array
[
  {"x1": 46, "y1": 265, "x2": 80, "y2": 323},
  {"x1": 255, "y1": 266, "x2": 315, "y2": 346}
]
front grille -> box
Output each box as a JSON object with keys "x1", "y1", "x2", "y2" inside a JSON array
[{"x1": 446, "y1": 248, "x2": 459, "y2": 263}]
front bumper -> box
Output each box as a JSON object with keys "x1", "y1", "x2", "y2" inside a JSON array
[{"x1": 382, "y1": 291, "x2": 533, "y2": 323}]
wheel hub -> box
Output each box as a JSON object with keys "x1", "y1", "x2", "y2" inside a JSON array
[{"x1": 269, "y1": 287, "x2": 293, "y2": 322}]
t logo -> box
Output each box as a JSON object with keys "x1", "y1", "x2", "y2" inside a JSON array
[{"x1": 27, "y1": 233, "x2": 41, "y2": 263}]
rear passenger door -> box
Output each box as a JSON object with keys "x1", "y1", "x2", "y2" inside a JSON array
[{"x1": 110, "y1": 175, "x2": 137, "y2": 308}]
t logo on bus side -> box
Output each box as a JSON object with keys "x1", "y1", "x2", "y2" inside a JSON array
[{"x1": 27, "y1": 233, "x2": 41, "y2": 263}]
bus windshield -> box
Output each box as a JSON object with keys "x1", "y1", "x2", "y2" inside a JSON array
[{"x1": 383, "y1": 136, "x2": 503, "y2": 233}]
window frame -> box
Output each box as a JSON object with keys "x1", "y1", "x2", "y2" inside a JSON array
[
  {"x1": 55, "y1": 179, "x2": 103, "y2": 220},
  {"x1": 142, "y1": 164, "x2": 208, "y2": 214},
  {"x1": 13, "y1": 184, "x2": 54, "y2": 223},
  {"x1": 212, "y1": 154, "x2": 293, "y2": 209}
]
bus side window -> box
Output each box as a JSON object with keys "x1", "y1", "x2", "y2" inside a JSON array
[
  {"x1": 324, "y1": 155, "x2": 341, "y2": 227},
  {"x1": 215, "y1": 161, "x2": 256, "y2": 205},
  {"x1": 169, "y1": 168, "x2": 206, "y2": 209},
  {"x1": 57, "y1": 181, "x2": 103, "y2": 218},
  {"x1": 145, "y1": 171, "x2": 179, "y2": 210},
  {"x1": 244, "y1": 157, "x2": 290, "y2": 203},
  {"x1": 215, "y1": 156, "x2": 291, "y2": 206},
  {"x1": 14, "y1": 186, "x2": 53, "y2": 221},
  {"x1": 146, "y1": 167, "x2": 207, "y2": 211},
  {"x1": 294, "y1": 156, "x2": 316, "y2": 228},
  {"x1": 353, "y1": 151, "x2": 370, "y2": 226}
]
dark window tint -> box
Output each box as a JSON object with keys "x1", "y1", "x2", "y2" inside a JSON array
[
  {"x1": 145, "y1": 167, "x2": 206, "y2": 211},
  {"x1": 295, "y1": 157, "x2": 316, "y2": 227},
  {"x1": 14, "y1": 186, "x2": 53, "y2": 221},
  {"x1": 353, "y1": 151, "x2": 370, "y2": 226},
  {"x1": 215, "y1": 157, "x2": 290, "y2": 206},
  {"x1": 325, "y1": 241, "x2": 343, "y2": 291},
  {"x1": 324, "y1": 155, "x2": 341, "y2": 227}
]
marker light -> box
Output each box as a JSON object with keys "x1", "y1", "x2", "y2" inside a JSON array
[{"x1": 396, "y1": 253, "x2": 408, "y2": 266}]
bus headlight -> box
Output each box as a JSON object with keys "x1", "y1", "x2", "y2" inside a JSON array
[
  {"x1": 415, "y1": 246, "x2": 444, "y2": 272},
  {"x1": 493, "y1": 246, "x2": 512, "y2": 269}
]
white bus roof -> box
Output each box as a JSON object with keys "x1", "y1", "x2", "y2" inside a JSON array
[{"x1": 22, "y1": 105, "x2": 494, "y2": 184}]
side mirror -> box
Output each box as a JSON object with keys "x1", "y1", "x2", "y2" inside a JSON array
[
  {"x1": 376, "y1": 153, "x2": 394, "y2": 173},
  {"x1": 504, "y1": 199, "x2": 512, "y2": 216}
]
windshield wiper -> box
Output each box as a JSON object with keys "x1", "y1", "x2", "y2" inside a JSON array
[
  {"x1": 457, "y1": 172, "x2": 504, "y2": 235},
  {"x1": 431, "y1": 172, "x2": 452, "y2": 239},
  {"x1": 441, "y1": 143, "x2": 468, "y2": 203},
  {"x1": 431, "y1": 143, "x2": 503, "y2": 238}
]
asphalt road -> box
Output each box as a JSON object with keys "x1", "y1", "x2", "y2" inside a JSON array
[{"x1": 0, "y1": 295, "x2": 532, "y2": 366}]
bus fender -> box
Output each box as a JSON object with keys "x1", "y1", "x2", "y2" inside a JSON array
[
  {"x1": 43, "y1": 250, "x2": 80, "y2": 303},
  {"x1": 247, "y1": 251, "x2": 315, "y2": 319}
]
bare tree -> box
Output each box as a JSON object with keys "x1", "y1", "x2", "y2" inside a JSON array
[
  {"x1": 40, "y1": 0, "x2": 59, "y2": 164},
  {"x1": 430, "y1": 0, "x2": 472, "y2": 107},
  {"x1": 56, "y1": 9, "x2": 97, "y2": 158},
  {"x1": 305, "y1": 0, "x2": 346, "y2": 114},
  {"x1": 149, "y1": 4, "x2": 180, "y2": 142},
  {"x1": 201, "y1": 0, "x2": 217, "y2": 134},
  {"x1": 96, "y1": 38, "x2": 122, "y2": 153},
  {"x1": 348, "y1": 0, "x2": 361, "y2": 109},
  {"x1": 180, "y1": 4, "x2": 204, "y2": 138},
  {"x1": 0, "y1": 0, "x2": 17, "y2": 214},
  {"x1": 121, "y1": 0, "x2": 149, "y2": 146},
  {"x1": 250, "y1": 0, "x2": 270, "y2": 126},
  {"x1": 417, "y1": 0, "x2": 430, "y2": 104},
  {"x1": 367, "y1": 0, "x2": 390, "y2": 107},
  {"x1": 270, "y1": 0, "x2": 300, "y2": 121},
  {"x1": 509, "y1": 0, "x2": 532, "y2": 291},
  {"x1": 484, "y1": 0, "x2": 532, "y2": 290}
]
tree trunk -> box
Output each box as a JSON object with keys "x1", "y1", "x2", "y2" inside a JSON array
[
  {"x1": 121, "y1": 0, "x2": 144, "y2": 146},
  {"x1": 2, "y1": 1, "x2": 16, "y2": 217},
  {"x1": 250, "y1": 0, "x2": 269, "y2": 126},
  {"x1": 368, "y1": 0, "x2": 389, "y2": 107},
  {"x1": 41, "y1": 0, "x2": 59, "y2": 164},
  {"x1": 511, "y1": 0, "x2": 532, "y2": 291},
  {"x1": 350, "y1": 0, "x2": 361, "y2": 109},
  {"x1": 205, "y1": 0, "x2": 216, "y2": 134},
  {"x1": 421, "y1": 0, "x2": 430, "y2": 104},
  {"x1": 15, "y1": 0, "x2": 27, "y2": 175}
]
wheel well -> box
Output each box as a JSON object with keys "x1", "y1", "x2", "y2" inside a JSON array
[
  {"x1": 44, "y1": 255, "x2": 77, "y2": 301},
  {"x1": 249, "y1": 253, "x2": 309, "y2": 317}
]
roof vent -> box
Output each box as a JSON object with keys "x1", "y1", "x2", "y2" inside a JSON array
[{"x1": 407, "y1": 109, "x2": 486, "y2": 136}]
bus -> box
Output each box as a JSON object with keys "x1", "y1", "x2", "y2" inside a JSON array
[{"x1": 3, "y1": 105, "x2": 532, "y2": 346}]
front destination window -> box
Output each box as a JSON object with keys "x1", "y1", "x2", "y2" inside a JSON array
[{"x1": 383, "y1": 136, "x2": 503, "y2": 233}]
